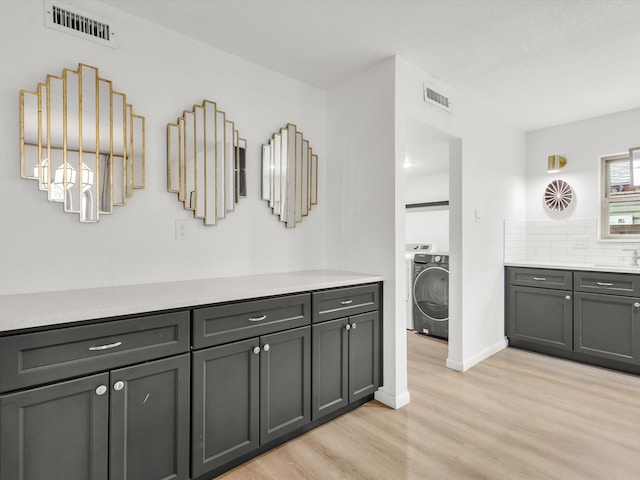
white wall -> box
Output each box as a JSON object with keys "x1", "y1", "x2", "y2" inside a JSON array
[
  {"x1": 0, "y1": 1, "x2": 328, "y2": 295},
  {"x1": 526, "y1": 107, "x2": 640, "y2": 221},
  {"x1": 405, "y1": 173, "x2": 449, "y2": 251},
  {"x1": 405, "y1": 172, "x2": 449, "y2": 204},
  {"x1": 405, "y1": 209, "x2": 449, "y2": 252},
  {"x1": 326, "y1": 58, "x2": 408, "y2": 408},
  {"x1": 396, "y1": 57, "x2": 528, "y2": 371}
]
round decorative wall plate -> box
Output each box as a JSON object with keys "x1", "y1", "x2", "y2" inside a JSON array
[{"x1": 544, "y1": 179, "x2": 573, "y2": 212}]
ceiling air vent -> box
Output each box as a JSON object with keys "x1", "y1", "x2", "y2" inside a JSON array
[
  {"x1": 44, "y1": 0, "x2": 116, "y2": 48},
  {"x1": 423, "y1": 83, "x2": 451, "y2": 113}
]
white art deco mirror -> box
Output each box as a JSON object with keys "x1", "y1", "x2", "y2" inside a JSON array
[
  {"x1": 262, "y1": 123, "x2": 318, "y2": 228},
  {"x1": 20, "y1": 63, "x2": 145, "y2": 222},
  {"x1": 167, "y1": 100, "x2": 246, "y2": 225}
]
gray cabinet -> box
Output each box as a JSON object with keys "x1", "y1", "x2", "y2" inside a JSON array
[
  {"x1": 572, "y1": 271, "x2": 640, "y2": 365},
  {"x1": 0, "y1": 373, "x2": 109, "y2": 480},
  {"x1": 312, "y1": 317, "x2": 349, "y2": 419},
  {"x1": 312, "y1": 285, "x2": 381, "y2": 422},
  {"x1": 0, "y1": 281, "x2": 383, "y2": 480},
  {"x1": 348, "y1": 312, "x2": 380, "y2": 402},
  {"x1": 191, "y1": 338, "x2": 259, "y2": 477},
  {"x1": 0, "y1": 312, "x2": 191, "y2": 480},
  {"x1": 506, "y1": 267, "x2": 640, "y2": 373},
  {"x1": 192, "y1": 294, "x2": 312, "y2": 478},
  {"x1": 260, "y1": 327, "x2": 311, "y2": 444},
  {"x1": 506, "y1": 268, "x2": 573, "y2": 351},
  {"x1": 109, "y1": 354, "x2": 191, "y2": 480},
  {"x1": 0, "y1": 354, "x2": 190, "y2": 480},
  {"x1": 508, "y1": 285, "x2": 573, "y2": 350}
]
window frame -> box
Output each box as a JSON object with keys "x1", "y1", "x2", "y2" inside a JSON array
[{"x1": 599, "y1": 150, "x2": 640, "y2": 240}]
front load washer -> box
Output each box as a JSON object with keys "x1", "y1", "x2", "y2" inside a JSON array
[
  {"x1": 405, "y1": 243, "x2": 436, "y2": 330},
  {"x1": 413, "y1": 253, "x2": 449, "y2": 339}
]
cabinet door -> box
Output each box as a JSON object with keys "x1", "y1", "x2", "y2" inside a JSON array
[
  {"x1": 109, "y1": 354, "x2": 190, "y2": 480},
  {"x1": 508, "y1": 285, "x2": 573, "y2": 351},
  {"x1": 191, "y1": 339, "x2": 260, "y2": 478},
  {"x1": 312, "y1": 318, "x2": 349, "y2": 421},
  {"x1": 260, "y1": 326, "x2": 311, "y2": 444},
  {"x1": 574, "y1": 292, "x2": 640, "y2": 364},
  {"x1": 348, "y1": 312, "x2": 380, "y2": 402},
  {"x1": 0, "y1": 373, "x2": 109, "y2": 480}
]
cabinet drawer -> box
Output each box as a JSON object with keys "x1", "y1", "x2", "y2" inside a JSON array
[
  {"x1": 0, "y1": 310, "x2": 190, "y2": 393},
  {"x1": 192, "y1": 293, "x2": 311, "y2": 349},
  {"x1": 574, "y1": 271, "x2": 640, "y2": 296},
  {"x1": 508, "y1": 267, "x2": 572, "y2": 289},
  {"x1": 312, "y1": 283, "x2": 379, "y2": 323}
]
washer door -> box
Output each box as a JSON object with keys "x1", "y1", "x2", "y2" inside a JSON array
[{"x1": 413, "y1": 266, "x2": 449, "y2": 321}]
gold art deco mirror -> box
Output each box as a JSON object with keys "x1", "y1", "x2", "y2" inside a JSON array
[
  {"x1": 167, "y1": 100, "x2": 246, "y2": 225},
  {"x1": 20, "y1": 63, "x2": 145, "y2": 222},
  {"x1": 262, "y1": 124, "x2": 318, "y2": 228}
]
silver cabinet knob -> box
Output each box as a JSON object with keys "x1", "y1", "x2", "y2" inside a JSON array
[
  {"x1": 352, "y1": 323, "x2": 357, "y2": 330},
  {"x1": 565, "y1": 295, "x2": 571, "y2": 300},
  {"x1": 345, "y1": 324, "x2": 351, "y2": 331},
  {"x1": 95, "y1": 385, "x2": 107, "y2": 396},
  {"x1": 634, "y1": 302, "x2": 640, "y2": 308},
  {"x1": 263, "y1": 344, "x2": 270, "y2": 352},
  {"x1": 253, "y1": 346, "x2": 261, "y2": 354},
  {"x1": 113, "y1": 381, "x2": 125, "y2": 391}
]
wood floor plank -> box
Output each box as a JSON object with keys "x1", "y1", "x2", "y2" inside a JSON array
[{"x1": 217, "y1": 332, "x2": 640, "y2": 479}]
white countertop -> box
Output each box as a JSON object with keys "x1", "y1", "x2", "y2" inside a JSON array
[
  {"x1": 505, "y1": 260, "x2": 640, "y2": 274},
  {"x1": 0, "y1": 270, "x2": 384, "y2": 333}
]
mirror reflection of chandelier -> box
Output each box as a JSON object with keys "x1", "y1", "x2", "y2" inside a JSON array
[{"x1": 20, "y1": 63, "x2": 145, "y2": 222}]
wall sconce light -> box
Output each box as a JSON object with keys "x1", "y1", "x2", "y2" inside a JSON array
[{"x1": 547, "y1": 155, "x2": 567, "y2": 173}]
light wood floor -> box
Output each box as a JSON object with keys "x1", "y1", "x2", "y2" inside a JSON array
[{"x1": 217, "y1": 332, "x2": 640, "y2": 479}]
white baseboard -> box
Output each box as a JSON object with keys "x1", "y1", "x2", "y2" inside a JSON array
[
  {"x1": 374, "y1": 388, "x2": 411, "y2": 409},
  {"x1": 446, "y1": 337, "x2": 508, "y2": 372}
]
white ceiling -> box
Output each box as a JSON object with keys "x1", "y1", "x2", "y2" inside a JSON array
[{"x1": 97, "y1": 0, "x2": 640, "y2": 175}]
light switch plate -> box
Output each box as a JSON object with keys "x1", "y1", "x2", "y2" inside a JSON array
[{"x1": 175, "y1": 220, "x2": 189, "y2": 241}]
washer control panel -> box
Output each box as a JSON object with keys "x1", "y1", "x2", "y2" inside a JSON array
[{"x1": 414, "y1": 254, "x2": 449, "y2": 264}]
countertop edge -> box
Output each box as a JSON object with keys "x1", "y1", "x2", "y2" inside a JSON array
[
  {"x1": 0, "y1": 270, "x2": 384, "y2": 333},
  {"x1": 504, "y1": 261, "x2": 640, "y2": 274}
]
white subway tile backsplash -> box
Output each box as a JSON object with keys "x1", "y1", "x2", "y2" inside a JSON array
[
  {"x1": 567, "y1": 219, "x2": 597, "y2": 228},
  {"x1": 503, "y1": 218, "x2": 640, "y2": 266},
  {"x1": 551, "y1": 254, "x2": 586, "y2": 263},
  {"x1": 534, "y1": 220, "x2": 567, "y2": 227}
]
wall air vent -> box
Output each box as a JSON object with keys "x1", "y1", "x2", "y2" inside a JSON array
[
  {"x1": 423, "y1": 83, "x2": 451, "y2": 112},
  {"x1": 44, "y1": 0, "x2": 116, "y2": 48}
]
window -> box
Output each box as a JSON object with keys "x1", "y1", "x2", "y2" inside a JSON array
[{"x1": 600, "y1": 148, "x2": 640, "y2": 239}]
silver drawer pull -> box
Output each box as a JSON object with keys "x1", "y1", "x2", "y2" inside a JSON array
[
  {"x1": 248, "y1": 315, "x2": 267, "y2": 322},
  {"x1": 634, "y1": 303, "x2": 640, "y2": 308},
  {"x1": 89, "y1": 341, "x2": 122, "y2": 351},
  {"x1": 596, "y1": 282, "x2": 614, "y2": 287},
  {"x1": 340, "y1": 299, "x2": 354, "y2": 305},
  {"x1": 532, "y1": 277, "x2": 546, "y2": 281}
]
